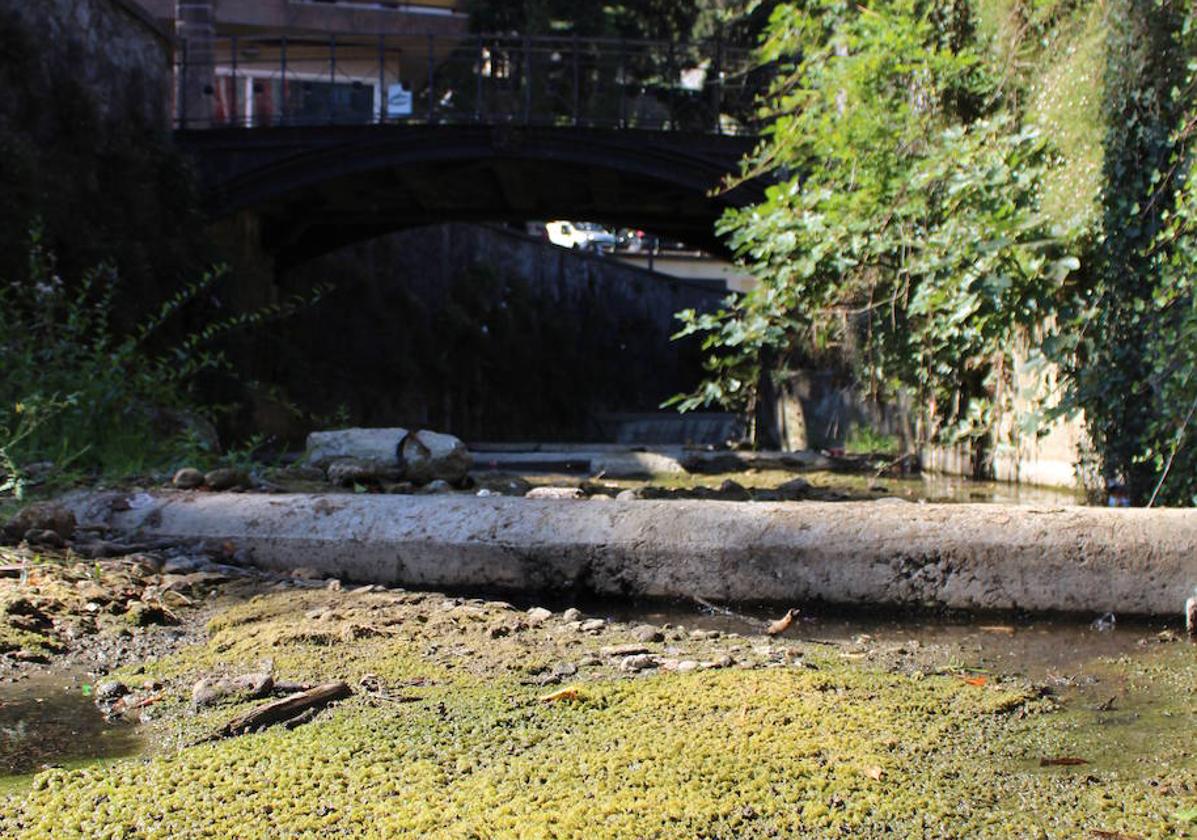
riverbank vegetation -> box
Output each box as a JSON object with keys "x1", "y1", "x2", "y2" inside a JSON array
[{"x1": 677, "y1": 0, "x2": 1197, "y2": 504}]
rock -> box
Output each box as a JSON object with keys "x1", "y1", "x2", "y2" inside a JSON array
[
  {"x1": 419, "y1": 479, "x2": 454, "y2": 495},
  {"x1": 24, "y1": 529, "x2": 65, "y2": 548},
  {"x1": 579, "y1": 618, "x2": 606, "y2": 633},
  {"x1": 76, "y1": 581, "x2": 113, "y2": 603},
  {"x1": 400, "y1": 430, "x2": 471, "y2": 485},
  {"x1": 192, "y1": 672, "x2": 274, "y2": 707},
  {"x1": 326, "y1": 579, "x2": 342, "y2": 592},
  {"x1": 561, "y1": 608, "x2": 582, "y2": 623},
  {"x1": 161, "y1": 555, "x2": 208, "y2": 575},
  {"x1": 307, "y1": 428, "x2": 408, "y2": 468},
  {"x1": 1186, "y1": 596, "x2": 1196, "y2": 638},
  {"x1": 777, "y1": 477, "x2": 813, "y2": 500},
  {"x1": 123, "y1": 601, "x2": 176, "y2": 627},
  {"x1": 327, "y1": 458, "x2": 402, "y2": 487},
  {"x1": 4, "y1": 502, "x2": 75, "y2": 541},
  {"x1": 620, "y1": 654, "x2": 659, "y2": 672},
  {"x1": 95, "y1": 680, "x2": 129, "y2": 701},
  {"x1": 632, "y1": 624, "x2": 664, "y2": 643},
  {"x1": 591, "y1": 452, "x2": 685, "y2": 478},
  {"x1": 689, "y1": 629, "x2": 722, "y2": 641},
  {"x1": 172, "y1": 468, "x2": 205, "y2": 490},
  {"x1": 615, "y1": 489, "x2": 642, "y2": 501},
  {"x1": 552, "y1": 661, "x2": 578, "y2": 677},
  {"x1": 716, "y1": 479, "x2": 751, "y2": 501},
  {"x1": 8, "y1": 649, "x2": 50, "y2": 664},
  {"x1": 290, "y1": 567, "x2": 327, "y2": 581},
  {"x1": 280, "y1": 465, "x2": 328, "y2": 482},
  {"x1": 675, "y1": 660, "x2": 700, "y2": 673},
  {"x1": 525, "y1": 486, "x2": 585, "y2": 500},
  {"x1": 526, "y1": 607, "x2": 553, "y2": 626},
  {"x1": 204, "y1": 468, "x2": 250, "y2": 492},
  {"x1": 473, "y1": 476, "x2": 533, "y2": 496}
]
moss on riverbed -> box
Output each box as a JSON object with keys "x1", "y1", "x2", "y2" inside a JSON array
[{"x1": 2, "y1": 590, "x2": 1194, "y2": 838}]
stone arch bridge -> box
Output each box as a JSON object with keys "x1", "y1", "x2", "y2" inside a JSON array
[{"x1": 173, "y1": 32, "x2": 768, "y2": 262}]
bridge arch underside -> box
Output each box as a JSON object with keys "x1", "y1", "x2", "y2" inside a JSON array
[{"x1": 180, "y1": 125, "x2": 761, "y2": 265}]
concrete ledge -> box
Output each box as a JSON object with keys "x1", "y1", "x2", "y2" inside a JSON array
[{"x1": 69, "y1": 493, "x2": 1197, "y2": 616}]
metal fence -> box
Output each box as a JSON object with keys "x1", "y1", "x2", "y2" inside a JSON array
[{"x1": 175, "y1": 32, "x2": 767, "y2": 134}]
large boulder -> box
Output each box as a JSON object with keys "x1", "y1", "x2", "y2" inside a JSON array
[
  {"x1": 400, "y1": 430, "x2": 471, "y2": 485},
  {"x1": 306, "y1": 428, "x2": 407, "y2": 468}
]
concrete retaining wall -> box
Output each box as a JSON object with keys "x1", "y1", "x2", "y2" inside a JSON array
[{"x1": 70, "y1": 492, "x2": 1197, "y2": 617}]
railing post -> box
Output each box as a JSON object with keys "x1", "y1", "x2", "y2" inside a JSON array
[
  {"x1": 522, "y1": 35, "x2": 532, "y2": 124},
  {"x1": 617, "y1": 39, "x2": 626, "y2": 129},
  {"x1": 475, "y1": 35, "x2": 484, "y2": 121},
  {"x1": 713, "y1": 28, "x2": 723, "y2": 135},
  {"x1": 280, "y1": 35, "x2": 288, "y2": 126},
  {"x1": 427, "y1": 33, "x2": 436, "y2": 122},
  {"x1": 666, "y1": 40, "x2": 677, "y2": 130},
  {"x1": 178, "y1": 37, "x2": 189, "y2": 129},
  {"x1": 378, "y1": 34, "x2": 386, "y2": 124},
  {"x1": 329, "y1": 34, "x2": 337, "y2": 124},
  {"x1": 571, "y1": 34, "x2": 580, "y2": 127},
  {"x1": 230, "y1": 35, "x2": 238, "y2": 127}
]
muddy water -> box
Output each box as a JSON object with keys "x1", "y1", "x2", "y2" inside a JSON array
[
  {"x1": 579, "y1": 598, "x2": 1173, "y2": 680},
  {"x1": 0, "y1": 671, "x2": 141, "y2": 791}
]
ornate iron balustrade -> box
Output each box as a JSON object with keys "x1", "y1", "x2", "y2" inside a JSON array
[{"x1": 175, "y1": 32, "x2": 767, "y2": 135}]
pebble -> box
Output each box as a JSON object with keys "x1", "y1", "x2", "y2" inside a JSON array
[
  {"x1": 632, "y1": 624, "x2": 664, "y2": 643},
  {"x1": 326, "y1": 579, "x2": 342, "y2": 592},
  {"x1": 561, "y1": 608, "x2": 582, "y2": 623},
  {"x1": 552, "y1": 662, "x2": 578, "y2": 677},
  {"x1": 615, "y1": 489, "x2": 641, "y2": 501},
  {"x1": 578, "y1": 619, "x2": 606, "y2": 633},
  {"x1": 526, "y1": 607, "x2": 553, "y2": 625},
  {"x1": 675, "y1": 660, "x2": 700, "y2": 673},
  {"x1": 689, "y1": 629, "x2": 721, "y2": 641},
  {"x1": 525, "y1": 486, "x2": 585, "y2": 500},
  {"x1": 172, "y1": 468, "x2": 205, "y2": 490},
  {"x1": 420, "y1": 479, "x2": 454, "y2": 494},
  {"x1": 95, "y1": 680, "x2": 128, "y2": 701},
  {"x1": 620, "y1": 654, "x2": 659, "y2": 672}
]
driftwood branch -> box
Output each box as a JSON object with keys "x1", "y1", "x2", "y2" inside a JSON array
[{"x1": 215, "y1": 681, "x2": 352, "y2": 739}]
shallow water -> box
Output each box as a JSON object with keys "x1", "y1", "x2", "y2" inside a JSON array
[
  {"x1": 568, "y1": 596, "x2": 1177, "y2": 680},
  {"x1": 0, "y1": 671, "x2": 141, "y2": 789},
  {"x1": 531, "y1": 468, "x2": 1088, "y2": 507}
]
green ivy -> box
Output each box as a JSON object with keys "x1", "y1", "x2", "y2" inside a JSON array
[{"x1": 675, "y1": 0, "x2": 1197, "y2": 504}]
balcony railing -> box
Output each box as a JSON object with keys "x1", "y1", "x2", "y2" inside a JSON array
[{"x1": 175, "y1": 32, "x2": 768, "y2": 135}]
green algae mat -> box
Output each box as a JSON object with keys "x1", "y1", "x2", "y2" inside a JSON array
[{"x1": 2, "y1": 589, "x2": 1194, "y2": 838}]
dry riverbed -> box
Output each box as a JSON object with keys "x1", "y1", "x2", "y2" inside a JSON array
[{"x1": 1, "y1": 541, "x2": 1195, "y2": 838}]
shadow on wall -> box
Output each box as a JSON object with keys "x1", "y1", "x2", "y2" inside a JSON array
[{"x1": 246, "y1": 224, "x2": 729, "y2": 443}]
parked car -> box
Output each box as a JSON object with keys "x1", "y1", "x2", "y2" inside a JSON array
[
  {"x1": 545, "y1": 221, "x2": 617, "y2": 253},
  {"x1": 616, "y1": 228, "x2": 648, "y2": 252}
]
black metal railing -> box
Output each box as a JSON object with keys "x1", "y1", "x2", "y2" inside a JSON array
[{"x1": 174, "y1": 32, "x2": 767, "y2": 134}]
